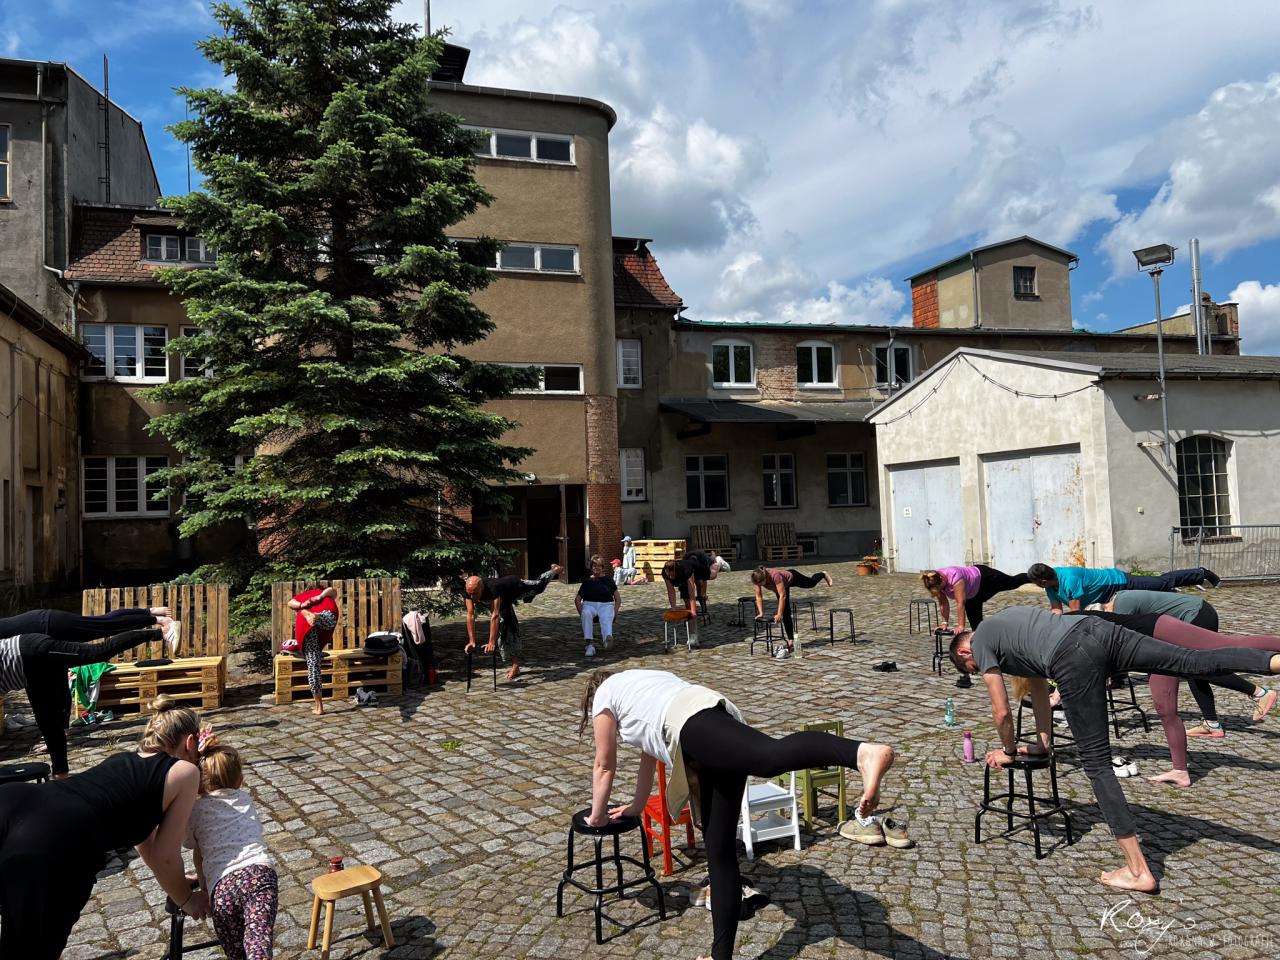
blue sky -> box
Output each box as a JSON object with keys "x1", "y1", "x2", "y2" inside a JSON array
[{"x1": 7, "y1": 0, "x2": 1280, "y2": 352}]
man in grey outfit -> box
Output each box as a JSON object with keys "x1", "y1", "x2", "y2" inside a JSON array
[{"x1": 949, "y1": 606, "x2": 1280, "y2": 893}]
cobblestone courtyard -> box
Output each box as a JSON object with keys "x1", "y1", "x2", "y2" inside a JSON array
[{"x1": 9, "y1": 564, "x2": 1280, "y2": 960}]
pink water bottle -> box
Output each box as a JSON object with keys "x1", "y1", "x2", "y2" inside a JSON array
[{"x1": 963, "y1": 730, "x2": 975, "y2": 764}]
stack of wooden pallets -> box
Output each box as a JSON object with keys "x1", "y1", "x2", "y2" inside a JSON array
[{"x1": 633, "y1": 539, "x2": 685, "y2": 583}]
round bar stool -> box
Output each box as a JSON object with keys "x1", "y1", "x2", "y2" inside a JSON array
[
  {"x1": 908, "y1": 598, "x2": 938, "y2": 633},
  {"x1": 974, "y1": 754, "x2": 1074, "y2": 859},
  {"x1": 734, "y1": 596, "x2": 755, "y2": 629},
  {"x1": 556, "y1": 807, "x2": 666, "y2": 944},
  {"x1": 828, "y1": 608, "x2": 856, "y2": 644},
  {"x1": 792, "y1": 599, "x2": 817, "y2": 630},
  {"x1": 308, "y1": 865, "x2": 394, "y2": 959}
]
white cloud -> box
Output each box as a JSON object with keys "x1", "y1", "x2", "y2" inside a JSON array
[
  {"x1": 706, "y1": 253, "x2": 908, "y2": 326},
  {"x1": 1230, "y1": 280, "x2": 1280, "y2": 355},
  {"x1": 1100, "y1": 74, "x2": 1280, "y2": 275}
]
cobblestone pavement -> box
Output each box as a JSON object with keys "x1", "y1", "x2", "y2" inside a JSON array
[{"x1": 7, "y1": 564, "x2": 1280, "y2": 960}]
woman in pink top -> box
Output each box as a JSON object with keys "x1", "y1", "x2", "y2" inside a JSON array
[
  {"x1": 920, "y1": 564, "x2": 1029, "y2": 632},
  {"x1": 750, "y1": 566, "x2": 833, "y2": 660}
]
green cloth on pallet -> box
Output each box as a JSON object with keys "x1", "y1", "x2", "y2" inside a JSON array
[{"x1": 70, "y1": 662, "x2": 116, "y2": 714}]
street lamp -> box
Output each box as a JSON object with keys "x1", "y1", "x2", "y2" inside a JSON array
[{"x1": 1133, "y1": 244, "x2": 1175, "y2": 467}]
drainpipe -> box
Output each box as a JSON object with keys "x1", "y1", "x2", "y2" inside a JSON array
[
  {"x1": 37, "y1": 65, "x2": 66, "y2": 291},
  {"x1": 1189, "y1": 238, "x2": 1205, "y2": 355},
  {"x1": 970, "y1": 251, "x2": 982, "y2": 328}
]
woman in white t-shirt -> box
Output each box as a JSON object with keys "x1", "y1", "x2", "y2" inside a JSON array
[
  {"x1": 579, "y1": 669, "x2": 897, "y2": 960},
  {"x1": 186, "y1": 737, "x2": 278, "y2": 960}
]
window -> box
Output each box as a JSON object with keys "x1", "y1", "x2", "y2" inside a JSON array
[
  {"x1": 82, "y1": 456, "x2": 169, "y2": 518},
  {"x1": 796, "y1": 341, "x2": 837, "y2": 387},
  {"x1": 507, "y1": 363, "x2": 583, "y2": 394},
  {"x1": 466, "y1": 126, "x2": 575, "y2": 164},
  {"x1": 685, "y1": 455, "x2": 729, "y2": 511},
  {"x1": 620, "y1": 448, "x2": 646, "y2": 501},
  {"x1": 146, "y1": 234, "x2": 182, "y2": 261},
  {"x1": 874, "y1": 343, "x2": 912, "y2": 388},
  {"x1": 180, "y1": 326, "x2": 210, "y2": 379},
  {"x1": 617, "y1": 339, "x2": 642, "y2": 388},
  {"x1": 1013, "y1": 265, "x2": 1037, "y2": 297},
  {"x1": 1177, "y1": 436, "x2": 1232, "y2": 537},
  {"x1": 762, "y1": 454, "x2": 796, "y2": 509},
  {"x1": 0, "y1": 124, "x2": 10, "y2": 201},
  {"x1": 493, "y1": 242, "x2": 578, "y2": 273},
  {"x1": 711, "y1": 341, "x2": 754, "y2": 387},
  {"x1": 185, "y1": 237, "x2": 217, "y2": 263},
  {"x1": 826, "y1": 452, "x2": 868, "y2": 507},
  {"x1": 82, "y1": 324, "x2": 168, "y2": 382}
]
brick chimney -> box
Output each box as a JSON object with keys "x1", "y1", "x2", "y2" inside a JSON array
[{"x1": 911, "y1": 273, "x2": 939, "y2": 328}]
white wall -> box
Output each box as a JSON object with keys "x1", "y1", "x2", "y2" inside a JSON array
[{"x1": 870, "y1": 355, "x2": 1114, "y2": 569}]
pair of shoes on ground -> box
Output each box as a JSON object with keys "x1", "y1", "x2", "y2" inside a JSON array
[
  {"x1": 585, "y1": 634, "x2": 614, "y2": 658},
  {"x1": 773, "y1": 645, "x2": 793, "y2": 660},
  {"x1": 839, "y1": 814, "x2": 913, "y2": 848},
  {"x1": 1112, "y1": 756, "x2": 1139, "y2": 778},
  {"x1": 872, "y1": 661, "x2": 898, "y2": 673},
  {"x1": 355, "y1": 687, "x2": 378, "y2": 706},
  {"x1": 955, "y1": 674, "x2": 972, "y2": 689}
]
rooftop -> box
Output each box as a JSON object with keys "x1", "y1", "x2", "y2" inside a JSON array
[
  {"x1": 906, "y1": 235, "x2": 1080, "y2": 281},
  {"x1": 613, "y1": 238, "x2": 683, "y2": 310}
]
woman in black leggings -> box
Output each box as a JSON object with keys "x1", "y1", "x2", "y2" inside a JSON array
[
  {"x1": 0, "y1": 620, "x2": 173, "y2": 777},
  {"x1": 751, "y1": 566, "x2": 832, "y2": 659},
  {"x1": 0, "y1": 696, "x2": 207, "y2": 958},
  {"x1": 0, "y1": 605, "x2": 171, "y2": 645},
  {"x1": 920, "y1": 565, "x2": 1029, "y2": 632},
  {"x1": 581, "y1": 669, "x2": 896, "y2": 960}
]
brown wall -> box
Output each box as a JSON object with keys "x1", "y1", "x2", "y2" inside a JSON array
[{"x1": 973, "y1": 240, "x2": 1074, "y2": 330}]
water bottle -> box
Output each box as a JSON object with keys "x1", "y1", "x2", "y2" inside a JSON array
[
  {"x1": 963, "y1": 730, "x2": 975, "y2": 763},
  {"x1": 944, "y1": 697, "x2": 955, "y2": 728}
]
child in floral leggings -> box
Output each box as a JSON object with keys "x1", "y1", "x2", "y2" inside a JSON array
[{"x1": 186, "y1": 735, "x2": 279, "y2": 960}]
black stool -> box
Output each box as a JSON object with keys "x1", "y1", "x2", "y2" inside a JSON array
[
  {"x1": 0, "y1": 762, "x2": 51, "y2": 785},
  {"x1": 466, "y1": 646, "x2": 498, "y2": 692},
  {"x1": 975, "y1": 755, "x2": 1074, "y2": 859},
  {"x1": 792, "y1": 599, "x2": 817, "y2": 630},
  {"x1": 556, "y1": 807, "x2": 666, "y2": 944},
  {"x1": 908, "y1": 598, "x2": 937, "y2": 633},
  {"x1": 932, "y1": 628, "x2": 951, "y2": 676},
  {"x1": 828, "y1": 608, "x2": 855, "y2": 644},
  {"x1": 1107, "y1": 673, "x2": 1149, "y2": 738},
  {"x1": 750, "y1": 619, "x2": 785, "y2": 656},
  {"x1": 161, "y1": 883, "x2": 220, "y2": 960},
  {"x1": 734, "y1": 597, "x2": 755, "y2": 629},
  {"x1": 1016, "y1": 698, "x2": 1076, "y2": 752}
]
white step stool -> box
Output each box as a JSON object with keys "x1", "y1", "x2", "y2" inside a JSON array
[{"x1": 739, "y1": 772, "x2": 801, "y2": 861}]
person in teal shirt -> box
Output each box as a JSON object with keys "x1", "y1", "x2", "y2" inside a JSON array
[{"x1": 1027, "y1": 563, "x2": 1219, "y2": 611}]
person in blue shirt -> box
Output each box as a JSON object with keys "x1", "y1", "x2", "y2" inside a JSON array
[{"x1": 1027, "y1": 563, "x2": 1219, "y2": 612}]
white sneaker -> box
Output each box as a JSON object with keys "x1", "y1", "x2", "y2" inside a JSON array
[
  {"x1": 585, "y1": 644, "x2": 596, "y2": 658},
  {"x1": 603, "y1": 634, "x2": 613, "y2": 650},
  {"x1": 1112, "y1": 756, "x2": 1139, "y2": 778},
  {"x1": 160, "y1": 619, "x2": 180, "y2": 656},
  {"x1": 774, "y1": 646, "x2": 791, "y2": 660}
]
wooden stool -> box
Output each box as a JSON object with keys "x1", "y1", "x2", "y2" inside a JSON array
[
  {"x1": 308, "y1": 865, "x2": 394, "y2": 959},
  {"x1": 663, "y1": 610, "x2": 693, "y2": 650}
]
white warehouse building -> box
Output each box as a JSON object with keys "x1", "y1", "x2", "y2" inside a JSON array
[{"x1": 867, "y1": 349, "x2": 1280, "y2": 576}]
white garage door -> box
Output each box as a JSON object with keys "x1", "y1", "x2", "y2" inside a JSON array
[
  {"x1": 889, "y1": 461, "x2": 963, "y2": 572},
  {"x1": 983, "y1": 446, "x2": 1084, "y2": 573}
]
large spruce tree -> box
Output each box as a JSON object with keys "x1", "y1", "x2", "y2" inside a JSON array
[{"x1": 149, "y1": 0, "x2": 531, "y2": 626}]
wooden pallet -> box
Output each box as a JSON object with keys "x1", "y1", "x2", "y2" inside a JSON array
[
  {"x1": 83, "y1": 583, "x2": 230, "y2": 663},
  {"x1": 273, "y1": 649, "x2": 404, "y2": 704},
  {"x1": 633, "y1": 539, "x2": 685, "y2": 560},
  {"x1": 761, "y1": 544, "x2": 804, "y2": 562},
  {"x1": 270, "y1": 578, "x2": 401, "y2": 652},
  {"x1": 93, "y1": 657, "x2": 226, "y2": 716}
]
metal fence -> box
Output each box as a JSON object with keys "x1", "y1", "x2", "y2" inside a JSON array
[{"x1": 1169, "y1": 525, "x2": 1280, "y2": 581}]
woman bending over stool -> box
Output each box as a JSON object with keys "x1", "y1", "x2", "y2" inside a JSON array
[
  {"x1": 920, "y1": 565, "x2": 1029, "y2": 633},
  {"x1": 580, "y1": 669, "x2": 896, "y2": 960},
  {"x1": 0, "y1": 623, "x2": 174, "y2": 777},
  {"x1": 0, "y1": 696, "x2": 207, "y2": 958},
  {"x1": 750, "y1": 566, "x2": 832, "y2": 660}
]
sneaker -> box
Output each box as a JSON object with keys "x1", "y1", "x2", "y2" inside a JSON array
[
  {"x1": 872, "y1": 661, "x2": 898, "y2": 673},
  {"x1": 585, "y1": 643, "x2": 596, "y2": 658},
  {"x1": 1252, "y1": 688, "x2": 1277, "y2": 722},
  {"x1": 1112, "y1": 756, "x2": 1139, "y2": 778},
  {"x1": 1204, "y1": 569, "x2": 1222, "y2": 588},
  {"x1": 774, "y1": 645, "x2": 791, "y2": 660},
  {"x1": 838, "y1": 818, "x2": 885, "y2": 846},
  {"x1": 881, "y1": 817, "x2": 914, "y2": 848},
  {"x1": 603, "y1": 634, "x2": 613, "y2": 650},
  {"x1": 1186, "y1": 721, "x2": 1225, "y2": 738},
  {"x1": 739, "y1": 885, "x2": 771, "y2": 918},
  {"x1": 161, "y1": 619, "x2": 181, "y2": 657}
]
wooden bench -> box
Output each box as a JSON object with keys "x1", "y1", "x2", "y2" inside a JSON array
[
  {"x1": 632, "y1": 539, "x2": 685, "y2": 583},
  {"x1": 688, "y1": 525, "x2": 738, "y2": 564},
  {"x1": 757, "y1": 523, "x2": 803, "y2": 563},
  {"x1": 81, "y1": 583, "x2": 230, "y2": 715},
  {"x1": 271, "y1": 578, "x2": 403, "y2": 704}
]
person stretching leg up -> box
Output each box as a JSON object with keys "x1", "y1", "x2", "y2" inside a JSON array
[
  {"x1": 750, "y1": 566, "x2": 833, "y2": 660},
  {"x1": 464, "y1": 565, "x2": 561, "y2": 681},
  {"x1": 950, "y1": 605, "x2": 1280, "y2": 892},
  {"x1": 1028, "y1": 563, "x2": 1219, "y2": 613}
]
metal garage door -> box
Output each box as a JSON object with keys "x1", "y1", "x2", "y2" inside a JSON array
[
  {"x1": 983, "y1": 446, "x2": 1085, "y2": 573},
  {"x1": 890, "y1": 461, "x2": 963, "y2": 572}
]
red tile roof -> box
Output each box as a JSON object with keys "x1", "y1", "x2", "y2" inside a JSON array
[
  {"x1": 66, "y1": 204, "x2": 170, "y2": 284},
  {"x1": 613, "y1": 237, "x2": 682, "y2": 310}
]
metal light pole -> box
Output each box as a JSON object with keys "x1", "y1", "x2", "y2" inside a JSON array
[{"x1": 1133, "y1": 244, "x2": 1176, "y2": 468}]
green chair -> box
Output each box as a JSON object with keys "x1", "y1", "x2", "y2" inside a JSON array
[{"x1": 779, "y1": 720, "x2": 848, "y2": 827}]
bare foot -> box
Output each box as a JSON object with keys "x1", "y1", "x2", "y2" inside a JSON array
[
  {"x1": 1100, "y1": 866, "x2": 1158, "y2": 893},
  {"x1": 823, "y1": 572, "x2": 834, "y2": 587},
  {"x1": 149, "y1": 606, "x2": 172, "y2": 618},
  {"x1": 1148, "y1": 769, "x2": 1191, "y2": 788},
  {"x1": 855, "y1": 742, "x2": 895, "y2": 815},
  {"x1": 506, "y1": 664, "x2": 521, "y2": 681},
  {"x1": 312, "y1": 704, "x2": 324, "y2": 716}
]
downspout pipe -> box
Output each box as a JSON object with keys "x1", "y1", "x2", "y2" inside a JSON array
[{"x1": 970, "y1": 251, "x2": 981, "y2": 328}]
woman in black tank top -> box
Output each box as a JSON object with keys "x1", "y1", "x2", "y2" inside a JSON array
[{"x1": 0, "y1": 696, "x2": 208, "y2": 958}]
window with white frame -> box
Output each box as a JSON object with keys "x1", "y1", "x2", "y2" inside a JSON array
[
  {"x1": 146, "y1": 234, "x2": 182, "y2": 262},
  {"x1": 185, "y1": 237, "x2": 217, "y2": 263},
  {"x1": 796, "y1": 341, "x2": 837, "y2": 387},
  {"x1": 0, "y1": 124, "x2": 10, "y2": 201},
  {"x1": 874, "y1": 343, "x2": 913, "y2": 388},
  {"x1": 180, "y1": 326, "x2": 210, "y2": 379},
  {"x1": 81, "y1": 324, "x2": 168, "y2": 382},
  {"x1": 497, "y1": 242, "x2": 578, "y2": 273},
  {"x1": 465, "y1": 126, "x2": 574, "y2": 164},
  {"x1": 685, "y1": 455, "x2": 729, "y2": 511},
  {"x1": 620, "y1": 448, "x2": 646, "y2": 501},
  {"x1": 83, "y1": 455, "x2": 170, "y2": 518},
  {"x1": 711, "y1": 340, "x2": 754, "y2": 387},
  {"x1": 762, "y1": 453, "x2": 796, "y2": 509},
  {"x1": 1177, "y1": 436, "x2": 1232, "y2": 538},
  {"x1": 507, "y1": 363, "x2": 583, "y2": 394},
  {"x1": 617, "y1": 339, "x2": 642, "y2": 388},
  {"x1": 826, "y1": 452, "x2": 868, "y2": 507}
]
